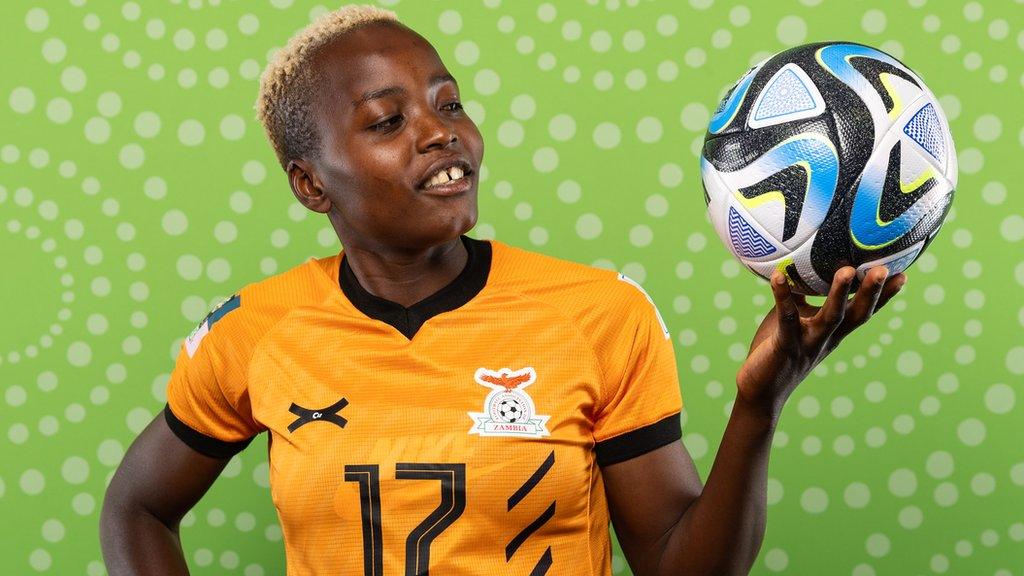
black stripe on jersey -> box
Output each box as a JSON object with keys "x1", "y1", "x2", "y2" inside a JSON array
[
  {"x1": 163, "y1": 403, "x2": 255, "y2": 459},
  {"x1": 530, "y1": 547, "x2": 553, "y2": 576},
  {"x1": 508, "y1": 451, "x2": 555, "y2": 511},
  {"x1": 506, "y1": 501, "x2": 556, "y2": 561},
  {"x1": 594, "y1": 412, "x2": 682, "y2": 467}
]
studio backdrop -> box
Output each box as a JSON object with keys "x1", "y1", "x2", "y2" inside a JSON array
[{"x1": 1, "y1": 0, "x2": 1022, "y2": 574}]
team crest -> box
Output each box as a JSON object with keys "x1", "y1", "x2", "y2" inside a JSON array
[{"x1": 468, "y1": 367, "x2": 550, "y2": 438}]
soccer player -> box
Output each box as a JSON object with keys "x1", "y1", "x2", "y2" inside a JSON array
[{"x1": 100, "y1": 5, "x2": 905, "y2": 575}]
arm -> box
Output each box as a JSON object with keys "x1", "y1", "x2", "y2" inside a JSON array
[
  {"x1": 100, "y1": 408, "x2": 232, "y2": 575},
  {"x1": 602, "y1": 396, "x2": 774, "y2": 576},
  {"x1": 604, "y1": 265, "x2": 905, "y2": 576}
]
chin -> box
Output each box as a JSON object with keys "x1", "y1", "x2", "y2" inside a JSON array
[
  {"x1": 457, "y1": 207, "x2": 478, "y2": 237},
  {"x1": 437, "y1": 218, "x2": 476, "y2": 247},
  {"x1": 443, "y1": 197, "x2": 478, "y2": 238},
  {"x1": 404, "y1": 217, "x2": 476, "y2": 250},
  {"x1": 402, "y1": 193, "x2": 477, "y2": 246}
]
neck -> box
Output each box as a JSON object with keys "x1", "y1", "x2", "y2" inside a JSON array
[{"x1": 341, "y1": 236, "x2": 468, "y2": 308}]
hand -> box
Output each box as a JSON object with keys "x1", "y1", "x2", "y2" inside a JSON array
[{"x1": 735, "y1": 265, "x2": 907, "y2": 419}]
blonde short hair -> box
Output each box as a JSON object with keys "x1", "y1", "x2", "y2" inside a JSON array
[{"x1": 255, "y1": 4, "x2": 400, "y2": 171}]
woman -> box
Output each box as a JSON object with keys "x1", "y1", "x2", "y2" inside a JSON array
[{"x1": 100, "y1": 5, "x2": 905, "y2": 575}]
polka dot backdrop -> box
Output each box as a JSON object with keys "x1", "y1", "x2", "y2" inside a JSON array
[{"x1": 1, "y1": 1, "x2": 1022, "y2": 574}]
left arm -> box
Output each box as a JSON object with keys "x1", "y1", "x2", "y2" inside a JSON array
[
  {"x1": 603, "y1": 265, "x2": 906, "y2": 576},
  {"x1": 602, "y1": 397, "x2": 773, "y2": 576}
]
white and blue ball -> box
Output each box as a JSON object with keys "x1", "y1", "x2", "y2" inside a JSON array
[{"x1": 701, "y1": 42, "x2": 957, "y2": 295}]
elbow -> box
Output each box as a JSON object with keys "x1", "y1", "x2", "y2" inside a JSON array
[
  {"x1": 100, "y1": 476, "x2": 180, "y2": 540},
  {"x1": 99, "y1": 484, "x2": 126, "y2": 569},
  {"x1": 99, "y1": 480, "x2": 129, "y2": 548}
]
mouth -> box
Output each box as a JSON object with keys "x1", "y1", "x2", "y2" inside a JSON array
[
  {"x1": 417, "y1": 159, "x2": 475, "y2": 196},
  {"x1": 420, "y1": 172, "x2": 474, "y2": 196}
]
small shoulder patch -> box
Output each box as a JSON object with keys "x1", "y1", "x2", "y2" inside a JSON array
[
  {"x1": 185, "y1": 294, "x2": 241, "y2": 358},
  {"x1": 616, "y1": 274, "x2": 670, "y2": 340}
]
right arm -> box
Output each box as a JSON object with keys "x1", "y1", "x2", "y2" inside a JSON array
[{"x1": 100, "y1": 408, "x2": 231, "y2": 575}]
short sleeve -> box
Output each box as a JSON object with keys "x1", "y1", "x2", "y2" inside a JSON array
[
  {"x1": 164, "y1": 294, "x2": 262, "y2": 458},
  {"x1": 593, "y1": 275, "x2": 684, "y2": 467}
]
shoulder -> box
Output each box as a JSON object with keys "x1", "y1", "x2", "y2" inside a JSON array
[
  {"x1": 183, "y1": 252, "x2": 340, "y2": 359},
  {"x1": 487, "y1": 240, "x2": 660, "y2": 325},
  {"x1": 237, "y1": 251, "x2": 337, "y2": 311}
]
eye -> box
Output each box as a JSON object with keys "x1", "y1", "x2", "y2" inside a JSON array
[
  {"x1": 370, "y1": 115, "x2": 403, "y2": 132},
  {"x1": 442, "y1": 101, "x2": 463, "y2": 112}
]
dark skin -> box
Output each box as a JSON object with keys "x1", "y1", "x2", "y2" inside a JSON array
[
  {"x1": 603, "y1": 265, "x2": 904, "y2": 576},
  {"x1": 288, "y1": 21, "x2": 484, "y2": 307},
  {"x1": 100, "y1": 21, "x2": 907, "y2": 576}
]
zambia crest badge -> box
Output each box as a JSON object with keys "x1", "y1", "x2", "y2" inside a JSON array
[{"x1": 468, "y1": 367, "x2": 550, "y2": 438}]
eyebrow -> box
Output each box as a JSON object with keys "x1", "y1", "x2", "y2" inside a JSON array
[{"x1": 351, "y1": 73, "x2": 458, "y2": 109}]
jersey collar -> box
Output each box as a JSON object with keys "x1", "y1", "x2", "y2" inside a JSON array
[{"x1": 338, "y1": 235, "x2": 492, "y2": 340}]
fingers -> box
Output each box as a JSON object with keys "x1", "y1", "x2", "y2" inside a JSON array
[
  {"x1": 830, "y1": 265, "x2": 887, "y2": 340},
  {"x1": 873, "y1": 272, "x2": 907, "y2": 313},
  {"x1": 814, "y1": 266, "x2": 856, "y2": 338},
  {"x1": 832, "y1": 267, "x2": 907, "y2": 341},
  {"x1": 792, "y1": 293, "x2": 814, "y2": 317},
  {"x1": 843, "y1": 265, "x2": 889, "y2": 327},
  {"x1": 771, "y1": 269, "x2": 803, "y2": 347}
]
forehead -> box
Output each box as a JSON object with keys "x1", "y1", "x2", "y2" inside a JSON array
[{"x1": 310, "y1": 23, "x2": 448, "y2": 105}]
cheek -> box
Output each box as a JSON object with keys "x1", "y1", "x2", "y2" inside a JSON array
[
  {"x1": 351, "y1": 145, "x2": 413, "y2": 204},
  {"x1": 361, "y1": 144, "x2": 404, "y2": 181},
  {"x1": 463, "y1": 121, "x2": 485, "y2": 160}
]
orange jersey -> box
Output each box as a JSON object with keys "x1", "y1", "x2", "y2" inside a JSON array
[{"x1": 165, "y1": 236, "x2": 683, "y2": 576}]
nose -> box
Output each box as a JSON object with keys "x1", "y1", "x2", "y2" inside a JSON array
[{"x1": 416, "y1": 109, "x2": 458, "y2": 151}]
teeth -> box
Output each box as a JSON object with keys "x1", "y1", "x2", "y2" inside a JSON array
[
  {"x1": 424, "y1": 165, "x2": 466, "y2": 188},
  {"x1": 430, "y1": 170, "x2": 450, "y2": 187}
]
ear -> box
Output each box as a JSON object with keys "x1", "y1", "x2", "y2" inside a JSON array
[{"x1": 287, "y1": 159, "x2": 332, "y2": 214}]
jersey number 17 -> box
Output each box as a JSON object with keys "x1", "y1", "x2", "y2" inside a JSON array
[{"x1": 344, "y1": 462, "x2": 466, "y2": 576}]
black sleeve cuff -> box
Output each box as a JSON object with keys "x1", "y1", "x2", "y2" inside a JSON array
[
  {"x1": 595, "y1": 412, "x2": 682, "y2": 467},
  {"x1": 164, "y1": 403, "x2": 256, "y2": 459}
]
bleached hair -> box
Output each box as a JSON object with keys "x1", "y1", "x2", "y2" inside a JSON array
[{"x1": 255, "y1": 4, "x2": 400, "y2": 171}]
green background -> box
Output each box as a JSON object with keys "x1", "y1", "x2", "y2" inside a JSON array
[{"x1": 1, "y1": 0, "x2": 1022, "y2": 574}]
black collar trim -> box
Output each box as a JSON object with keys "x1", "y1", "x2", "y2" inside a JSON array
[{"x1": 338, "y1": 235, "x2": 492, "y2": 340}]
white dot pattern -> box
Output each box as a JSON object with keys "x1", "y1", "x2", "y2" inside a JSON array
[{"x1": 1, "y1": 2, "x2": 1019, "y2": 575}]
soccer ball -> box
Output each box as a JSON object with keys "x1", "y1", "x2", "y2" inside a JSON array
[
  {"x1": 700, "y1": 42, "x2": 957, "y2": 295},
  {"x1": 496, "y1": 397, "x2": 526, "y2": 423}
]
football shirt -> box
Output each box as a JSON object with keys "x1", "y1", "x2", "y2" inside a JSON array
[{"x1": 165, "y1": 235, "x2": 684, "y2": 575}]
